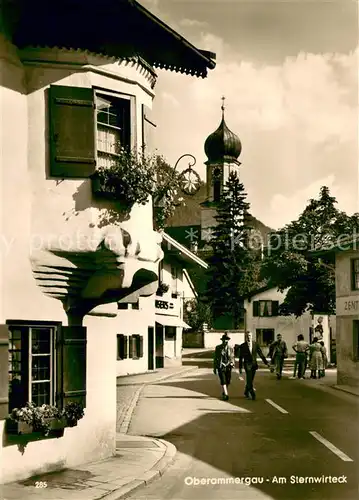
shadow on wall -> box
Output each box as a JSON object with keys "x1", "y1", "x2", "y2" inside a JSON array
[{"x1": 62, "y1": 181, "x2": 131, "y2": 226}]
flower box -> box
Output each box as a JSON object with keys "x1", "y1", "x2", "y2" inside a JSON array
[
  {"x1": 46, "y1": 417, "x2": 67, "y2": 431},
  {"x1": 6, "y1": 419, "x2": 33, "y2": 435}
]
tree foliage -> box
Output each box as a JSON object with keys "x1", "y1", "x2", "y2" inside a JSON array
[
  {"x1": 204, "y1": 171, "x2": 261, "y2": 327},
  {"x1": 261, "y1": 186, "x2": 359, "y2": 316}
]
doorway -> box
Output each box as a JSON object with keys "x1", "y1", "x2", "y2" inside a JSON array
[
  {"x1": 148, "y1": 326, "x2": 154, "y2": 370},
  {"x1": 155, "y1": 323, "x2": 164, "y2": 368}
]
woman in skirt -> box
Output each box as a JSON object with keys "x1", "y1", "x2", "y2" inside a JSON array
[{"x1": 309, "y1": 337, "x2": 325, "y2": 379}]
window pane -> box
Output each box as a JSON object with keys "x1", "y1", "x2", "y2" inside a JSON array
[
  {"x1": 259, "y1": 301, "x2": 265, "y2": 316},
  {"x1": 355, "y1": 272, "x2": 359, "y2": 290},
  {"x1": 32, "y1": 381, "x2": 51, "y2": 406},
  {"x1": 32, "y1": 328, "x2": 50, "y2": 354},
  {"x1": 97, "y1": 125, "x2": 120, "y2": 154},
  {"x1": 32, "y1": 356, "x2": 50, "y2": 381},
  {"x1": 354, "y1": 259, "x2": 359, "y2": 272},
  {"x1": 267, "y1": 301, "x2": 272, "y2": 316}
]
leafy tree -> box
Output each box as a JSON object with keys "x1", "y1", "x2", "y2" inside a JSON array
[
  {"x1": 204, "y1": 171, "x2": 261, "y2": 328},
  {"x1": 183, "y1": 298, "x2": 212, "y2": 331},
  {"x1": 261, "y1": 186, "x2": 359, "y2": 316}
]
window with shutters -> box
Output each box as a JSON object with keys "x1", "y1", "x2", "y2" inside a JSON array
[
  {"x1": 253, "y1": 300, "x2": 279, "y2": 317},
  {"x1": 0, "y1": 321, "x2": 87, "y2": 419},
  {"x1": 49, "y1": 85, "x2": 132, "y2": 178}
]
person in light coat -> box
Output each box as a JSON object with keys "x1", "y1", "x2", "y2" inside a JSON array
[{"x1": 213, "y1": 332, "x2": 235, "y2": 401}]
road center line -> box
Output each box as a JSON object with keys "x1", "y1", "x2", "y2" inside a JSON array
[
  {"x1": 265, "y1": 399, "x2": 289, "y2": 414},
  {"x1": 309, "y1": 431, "x2": 353, "y2": 462}
]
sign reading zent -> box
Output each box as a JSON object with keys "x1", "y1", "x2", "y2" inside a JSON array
[{"x1": 336, "y1": 296, "x2": 359, "y2": 316}]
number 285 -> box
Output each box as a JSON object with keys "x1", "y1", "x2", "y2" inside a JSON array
[{"x1": 35, "y1": 481, "x2": 47, "y2": 488}]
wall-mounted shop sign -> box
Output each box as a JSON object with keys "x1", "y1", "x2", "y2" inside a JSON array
[
  {"x1": 336, "y1": 295, "x2": 359, "y2": 316},
  {"x1": 155, "y1": 300, "x2": 174, "y2": 310}
]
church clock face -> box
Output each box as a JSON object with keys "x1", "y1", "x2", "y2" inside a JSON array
[
  {"x1": 213, "y1": 167, "x2": 222, "y2": 179},
  {"x1": 179, "y1": 167, "x2": 201, "y2": 195}
]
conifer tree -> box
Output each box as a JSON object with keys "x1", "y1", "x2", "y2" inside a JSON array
[{"x1": 205, "y1": 171, "x2": 260, "y2": 328}]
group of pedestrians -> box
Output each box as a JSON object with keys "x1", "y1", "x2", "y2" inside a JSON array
[
  {"x1": 291, "y1": 334, "x2": 328, "y2": 380},
  {"x1": 213, "y1": 330, "x2": 329, "y2": 401}
]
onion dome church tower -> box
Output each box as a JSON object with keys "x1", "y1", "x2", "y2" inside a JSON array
[{"x1": 201, "y1": 97, "x2": 242, "y2": 242}]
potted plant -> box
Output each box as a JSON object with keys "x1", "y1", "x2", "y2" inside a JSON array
[
  {"x1": 156, "y1": 282, "x2": 169, "y2": 296},
  {"x1": 7, "y1": 403, "x2": 35, "y2": 435},
  {"x1": 7, "y1": 402, "x2": 65, "y2": 436},
  {"x1": 6, "y1": 401, "x2": 85, "y2": 437},
  {"x1": 90, "y1": 148, "x2": 156, "y2": 208},
  {"x1": 90, "y1": 149, "x2": 185, "y2": 229},
  {"x1": 62, "y1": 402, "x2": 84, "y2": 427}
]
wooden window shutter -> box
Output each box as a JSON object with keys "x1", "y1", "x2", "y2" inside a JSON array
[
  {"x1": 142, "y1": 104, "x2": 156, "y2": 155},
  {"x1": 272, "y1": 301, "x2": 279, "y2": 316},
  {"x1": 128, "y1": 335, "x2": 133, "y2": 359},
  {"x1": 56, "y1": 326, "x2": 87, "y2": 409},
  {"x1": 123, "y1": 335, "x2": 128, "y2": 359},
  {"x1": 117, "y1": 334, "x2": 123, "y2": 360},
  {"x1": 139, "y1": 336, "x2": 144, "y2": 358},
  {"x1": 253, "y1": 301, "x2": 259, "y2": 317},
  {"x1": 49, "y1": 85, "x2": 96, "y2": 178},
  {"x1": 0, "y1": 325, "x2": 9, "y2": 419}
]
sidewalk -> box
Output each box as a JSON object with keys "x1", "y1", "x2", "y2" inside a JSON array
[{"x1": 2, "y1": 365, "x2": 198, "y2": 500}]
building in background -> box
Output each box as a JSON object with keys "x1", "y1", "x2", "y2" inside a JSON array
[
  {"x1": 244, "y1": 286, "x2": 312, "y2": 356},
  {"x1": 0, "y1": 0, "x2": 215, "y2": 484},
  {"x1": 312, "y1": 235, "x2": 359, "y2": 387}
]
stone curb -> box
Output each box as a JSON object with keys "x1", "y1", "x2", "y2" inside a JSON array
[
  {"x1": 118, "y1": 366, "x2": 199, "y2": 434},
  {"x1": 101, "y1": 438, "x2": 177, "y2": 500},
  {"x1": 111, "y1": 367, "x2": 197, "y2": 498},
  {"x1": 331, "y1": 385, "x2": 359, "y2": 397}
]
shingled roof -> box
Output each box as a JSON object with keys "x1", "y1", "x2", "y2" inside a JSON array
[{"x1": 4, "y1": 0, "x2": 216, "y2": 78}]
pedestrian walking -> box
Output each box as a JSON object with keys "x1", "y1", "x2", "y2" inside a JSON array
[
  {"x1": 319, "y1": 340, "x2": 328, "y2": 377},
  {"x1": 269, "y1": 334, "x2": 288, "y2": 380},
  {"x1": 291, "y1": 334, "x2": 310, "y2": 379},
  {"x1": 213, "y1": 333, "x2": 235, "y2": 401},
  {"x1": 309, "y1": 337, "x2": 325, "y2": 379},
  {"x1": 238, "y1": 331, "x2": 270, "y2": 400}
]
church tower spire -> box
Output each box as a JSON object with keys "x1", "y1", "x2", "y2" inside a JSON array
[{"x1": 201, "y1": 98, "x2": 243, "y2": 242}]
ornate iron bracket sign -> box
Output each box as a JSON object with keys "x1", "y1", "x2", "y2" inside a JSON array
[{"x1": 175, "y1": 154, "x2": 201, "y2": 196}]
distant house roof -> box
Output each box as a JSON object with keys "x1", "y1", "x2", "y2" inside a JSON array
[
  {"x1": 243, "y1": 284, "x2": 280, "y2": 300},
  {"x1": 166, "y1": 183, "x2": 273, "y2": 249},
  {"x1": 5, "y1": 0, "x2": 216, "y2": 78},
  {"x1": 162, "y1": 233, "x2": 208, "y2": 269},
  {"x1": 310, "y1": 233, "x2": 359, "y2": 256}
]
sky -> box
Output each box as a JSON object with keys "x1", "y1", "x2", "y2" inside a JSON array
[{"x1": 141, "y1": 0, "x2": 358, "y2": 230}]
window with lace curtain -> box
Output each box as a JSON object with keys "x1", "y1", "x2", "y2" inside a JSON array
[{"x1": 96, "y1": 94, "x2": 131, "y2": 168}]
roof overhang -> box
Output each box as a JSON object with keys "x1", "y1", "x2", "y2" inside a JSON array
[
  {"x1": 155, "y1": 315, "x2": 191, "y2": 329},
  {"x1": 162, "y1": 232, "x2": 208, "y2": 269},
  {"x1": 310, "y1": 234, "x2": 359, "y2": 257},
  {"x1": 4, "y1": 0, "x2": 216, "y2": 78}
]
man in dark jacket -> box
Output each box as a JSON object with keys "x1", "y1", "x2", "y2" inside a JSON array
[
  {"x1": 238, "y1": 331, "x2": 269, "y2": 400},
  {"x1": 269, "y1": 333, "x2": 288, "y2": 380}
]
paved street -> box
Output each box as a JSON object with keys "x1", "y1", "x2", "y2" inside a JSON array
[{"x1": 126, "y1": 365, "x2": 359, "y2": 500}]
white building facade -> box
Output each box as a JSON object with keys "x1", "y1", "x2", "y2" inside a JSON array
[{"x1": 0, "y1": 0, "x2": 215, "y2": 484}]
